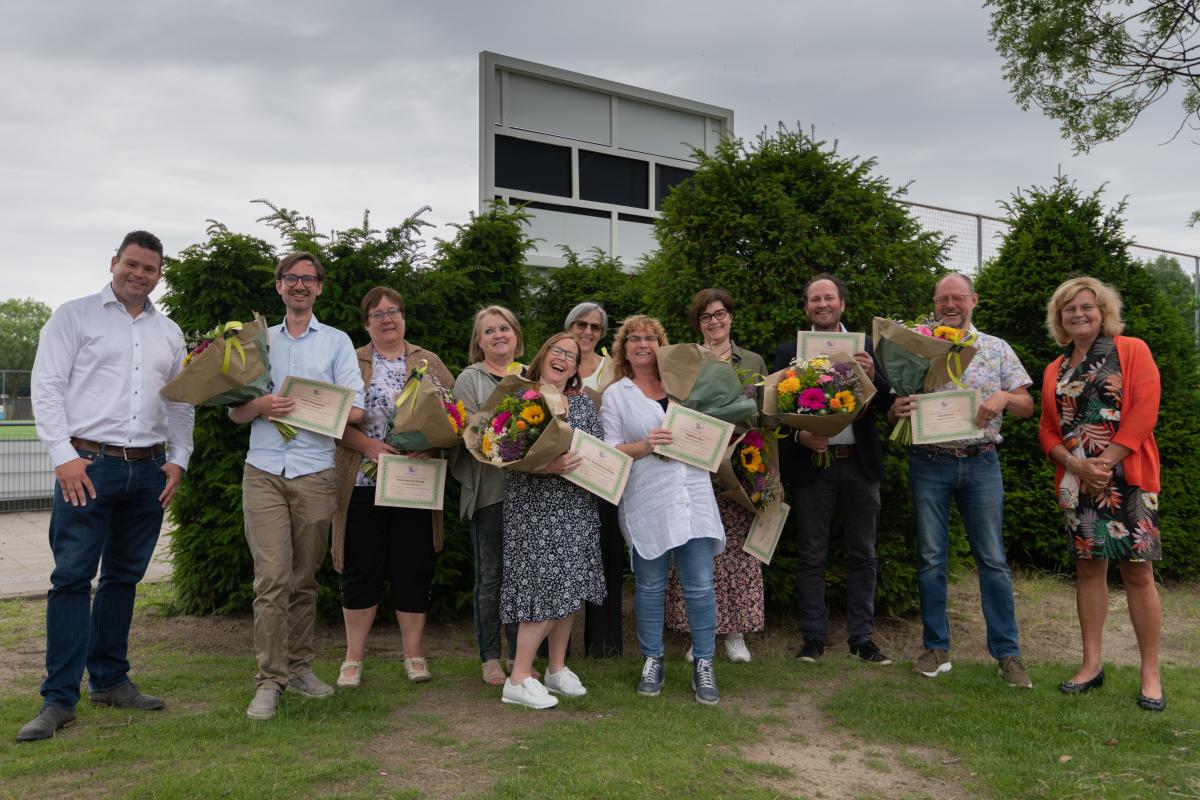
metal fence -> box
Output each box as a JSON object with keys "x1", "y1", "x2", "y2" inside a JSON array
[
  {"x1": 901, "y1": 200, "x2": 1200, "y2": 344},
  {"x1": 1, "y1": 370, "x2": 32, "y2": 421},
  {"x1": 0, "y1": 421, "x2": 53, "y2": 512}
]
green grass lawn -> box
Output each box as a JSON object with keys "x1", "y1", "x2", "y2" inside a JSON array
[
  {"x1": 1, "y1": 583, "x2": 1197, "y2": 799},
  {"x1": 0, "y1": 423, "x2": 37, "y2": 441}
]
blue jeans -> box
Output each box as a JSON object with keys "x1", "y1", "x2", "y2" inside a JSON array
[
  {"x1": 471, "y1": 503, "x2": 517, "y2": 662},
  {"x1": 909, "y1": 448, "x2": 1020, "y2": 659},
  {"x1": 42, "y1": 452, "x2": 166, "y2": 710},
  {"x1": 632, "y1": 537, "x2": 717, "y2": 660}
]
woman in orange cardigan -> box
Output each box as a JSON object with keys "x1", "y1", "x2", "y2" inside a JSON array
[{"x1": 1038, "y1": 276, "x2": 1164, "y2": 711}]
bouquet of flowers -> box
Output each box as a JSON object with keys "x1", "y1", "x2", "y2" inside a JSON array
[
  {"x1": 161, "y1": 314, "x2": 296, "y2": 440},
  {"x1": 386, "y1": 362, "x2": 468, "y2": 452},
  {"x1": 656, "y1": 343, "x2": 758, "y2": 425},
  {"x1": 716, "y1": 429, "x2": 783, "y2": 514},
  {"x1": 762, "y1": 352, "x2": 875, "y2": 452},
  {"x1": 871, "y1": 315, "x2": 979, "y2": 443},
  {"x1": 463, "y1": 375, "x2": 576, "y2": 472}
]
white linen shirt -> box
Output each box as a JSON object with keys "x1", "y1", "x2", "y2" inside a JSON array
[
  {"x1": 245, "y1": 314, "x2": 364, "y2": 479},
  {"x1": 599, "y1": 377, "x2": 724, "y2": 561},
  {"x1": 31, "y1": 283, "x2": 195, "y2": 469}
]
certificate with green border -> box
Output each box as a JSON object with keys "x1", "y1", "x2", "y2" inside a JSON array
[
  {"x1": 654, "y1": 402, "x2": 734, "y2": 473},
  {"x1": 743, "y1": 501, "x2": 790, "y2": 565},
  {"x1": 911, "y1": 389, "x2": 982, "y2": 445},
  {"x1": 562, "y1": 429, "x2": 633, "y2": 504},
  {"x1": 797, "y1": 331, "x2": 865, "y2": 361},
  {"x1": 374, "y1": 455, "x2": 446, "y2": 510},
  {"x1": 271, "y1": 376, "x2": 355, "y2": 439}
]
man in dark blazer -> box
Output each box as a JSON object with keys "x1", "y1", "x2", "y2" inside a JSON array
[{"x1": 773, "y1": 273, "x2": 894, "y2": 665}]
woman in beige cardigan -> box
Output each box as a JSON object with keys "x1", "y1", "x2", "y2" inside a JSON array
[{"x1": 331, "y1": 287, "x2": 453, "y2": 687}]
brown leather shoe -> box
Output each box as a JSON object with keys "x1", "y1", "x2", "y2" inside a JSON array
[{"x1": 16, "y1": 706, "x2": 76, "y2": 742}]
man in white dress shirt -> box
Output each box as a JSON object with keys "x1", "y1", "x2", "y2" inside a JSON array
[{"x1": 19, "y1": 231, "x2": 194, "y2": 742}]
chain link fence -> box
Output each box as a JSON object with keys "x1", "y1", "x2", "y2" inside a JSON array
[{"x1": 901, "y1": 200, "x2": 1200, "y2": 344}]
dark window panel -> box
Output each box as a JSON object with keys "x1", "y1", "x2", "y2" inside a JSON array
[
  {"x1": 495, "y1": 135, "x2": 572, "y2": 198},
  {"x1": 655, "y1": 164, "x2": 693, "y2": 210},
  {"x1": 509, "y1": 198, "x2": 612, "y2": 220},
  {"x1": 579, "y1": 150, "x2": 649, "y2": 208},
  {"x1": 617, "y1": 212, "x2": 655, "y2": 224}
]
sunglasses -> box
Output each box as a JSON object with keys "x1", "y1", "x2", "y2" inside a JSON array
[{"x1": 571, "y1": 320, "x2": 603, "y2": 333}]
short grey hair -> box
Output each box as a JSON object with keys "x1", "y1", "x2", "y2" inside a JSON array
[{"x1": 564, "y1": 302, "x2": 609, "y2": 336}]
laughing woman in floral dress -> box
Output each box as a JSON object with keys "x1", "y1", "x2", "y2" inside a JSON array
[
  {"x1": 498, "y1": 333, "x2": 607, "y2": 710},
  {"x1": 1038, "y1": 276, "x2": 1165, "y2": 711}
]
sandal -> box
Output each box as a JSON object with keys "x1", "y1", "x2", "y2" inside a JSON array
[
  {"x1": 481, "y1": 659, "x2": 507, "y2": 686},
  {"x1": 337, "y1": 660, "x2": 362, "y2": 688},
  {"x1": 405, "y1": 657, "x2": 432, "y2": 683}
]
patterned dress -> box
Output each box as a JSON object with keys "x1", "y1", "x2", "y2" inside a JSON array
[
  {"x1": 500, "y1": 392, "x2": 608, "y2": 623},
  {"x1": 1056, "y1": 336, "x2": 1161, "y2": 561},
  {"x1": 664, "y1": 496, "x2": 765, "y2": 635}
]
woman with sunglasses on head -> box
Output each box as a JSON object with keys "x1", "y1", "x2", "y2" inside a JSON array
[
  {"x1": 565, "y1": 303, "x2": 625, "y2": 658},
  {"x1": 600, "y1": 316, "x2": 724, "y2": 705},
  {"x1": 451, "y1": 306, "x2": 525, "y2": 687},
  {"x1": 331, "y1": 287, "x2": 453, "y2": 688},
  {"x1": 498, "y1": 333, "x2": 607, "y2": 709},
  {"x1": 664, "y1": 289, "x2": 767, "y2": 664}
]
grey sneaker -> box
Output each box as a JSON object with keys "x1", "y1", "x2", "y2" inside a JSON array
[
  {"x1": 287, "y1": 671, "x2": 334, "y2": 698},
  {"x1": 246, "y1": 687, "x2": 280, "y2": 720},
  {"x1": 90, "y1": 681, "x2": 165, "y2": 710},
  {"x1": 16, "y1": 706, "x2": 76, "y2": 742},
  {"x1": 692, "y1": 658, "x2": 720, "y2": 705},
  {"x1": 999, "y1": 656, "x2": 1033, "y2": 689},
  {"x1": 636, "y1": 656, "x2": 664, "y2": 697},
  {"x1": 914, "y1": 649, "x2": 952, "y2": 678}
]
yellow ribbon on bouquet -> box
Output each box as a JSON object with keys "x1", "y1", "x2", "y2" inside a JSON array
[
  {"x1": 944, "y1": 330, "x2": 978, "y2": 388},
  {"x1": 209, "y1": 321, "x2": 247, "y2": 374},
  {"x1": 394, "y1": 359, "x2": 430, "y2": 414}
]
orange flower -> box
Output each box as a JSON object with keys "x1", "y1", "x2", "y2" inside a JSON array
[{"x1": 516, "y1": 420, "x2": 527, "y2": 431}]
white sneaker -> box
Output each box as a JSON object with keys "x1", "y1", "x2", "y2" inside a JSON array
[
  {"x1": 501, "y1": 677, "x2": 559, "y2": 710},
  {"x1": 544, "y1": 666, "x2": 587, "y2": 697},
  {"x1": 684, "y1": 645, "x2": 694, "y2": 664},
  {"x1": 724, "y1": 634, "x2": 752, "y2": 663}
]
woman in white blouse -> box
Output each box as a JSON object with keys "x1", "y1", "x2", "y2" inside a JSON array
[{"x1": 599, "y1": 315, "x2": 724, "y2": 705}]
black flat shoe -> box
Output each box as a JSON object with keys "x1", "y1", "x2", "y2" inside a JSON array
[
  {"x1": 1137, "y1": 692, "x2": 1166, "y2": 712},
  {"x1": 1058, "y1": 669, "x2": 1105, "y2": 694}
]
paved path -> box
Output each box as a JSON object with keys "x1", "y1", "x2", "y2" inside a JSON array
[{"x1": 0, "y1": 511, "x2": 172, "y2": 599}]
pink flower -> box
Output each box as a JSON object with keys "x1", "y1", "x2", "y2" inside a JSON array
[
  {"x1": 916, "y1": 325, "x2": 933, "y2": 337},
  {"x1": 491, "y1": 411, "x2": 512, "y2": 433},
  {"x1": 817, "y1": 374, "x2": 833, "y2": 383},
  {"x1": 743, "y1": 430, "x2": 765, "y2": 448},
  {"x1": 798, "y1": 388, "x2": 827, "y2": 410},
  {"x1": 521, "y1": 389, "x2": 541, "y2": 401}
]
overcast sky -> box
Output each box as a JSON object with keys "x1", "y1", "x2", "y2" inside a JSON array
[{"x1": 2, "y1": 0, "x2": 1197, "y2": 311}]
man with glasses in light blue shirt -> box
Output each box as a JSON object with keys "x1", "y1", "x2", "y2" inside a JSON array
[{"x1": 230, "y1": 251, "x2": 364, "y2": 721}]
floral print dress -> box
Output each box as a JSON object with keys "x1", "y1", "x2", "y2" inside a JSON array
[{"x1": 1056, "y1": 336, "x2": 1161, "y2": 561}]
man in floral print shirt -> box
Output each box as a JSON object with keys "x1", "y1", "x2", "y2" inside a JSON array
[{"x1": 890, "y1": 272, "x2": 1036, "y2": 689}]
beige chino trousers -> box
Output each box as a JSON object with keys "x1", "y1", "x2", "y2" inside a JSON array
[{"x1": 242, "y1": 464, "x2": 337, "y2": 690}]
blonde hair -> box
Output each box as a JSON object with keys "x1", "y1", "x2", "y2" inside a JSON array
[
  {"x1": 1045, "y1": 276, "x2": 1124, "y2": 346},
  {"x1": 611, "y1": 315, "x2": 669, "y2": 381},
  {"x1": 468, "y1": 305, "x2": 525, "y2": 364}
]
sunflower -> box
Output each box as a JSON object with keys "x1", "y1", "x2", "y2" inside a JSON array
[
  {"x1": 520, "y1": 404, "x2": 545, "y2": 425},
  {"x1": 739, "y1": 445, "x2": 764, "y2": 472},
  {"x1": 933, "y1": 325, "x2": 962, "y2": 342},
  {"x1": 833, "y1": 390, "x2": 855, "y2": 412}
]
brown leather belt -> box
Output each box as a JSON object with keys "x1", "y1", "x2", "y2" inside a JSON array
[
  {"x1": 70, "y1": 437, "x2": 166, "y2": 461},
  {"x1": 916, "y1": 442, "x2": 997, "y2": 458},
  {"x1": 830, "y1": 445, "x2": 857, "y2": 459}
]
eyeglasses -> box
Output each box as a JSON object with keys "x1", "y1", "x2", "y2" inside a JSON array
[
  {"x1": 368, "y1": 308, "x2": 402, "y2": 320},
  {"x1": 698, "y1": 309, "x2": 729, "y2": 324},
  {"x1": 548, "y1": 346, "x2": 579, "y2": 363},
  {"x1": 934, "y1": 294, "x2": 969, "y2": 306},
  {"x1": 280, "y1": 274, "x2": 320, "y2": 287},
  {"x1": 626, "y1": 334, "x2": 659, "y2": 345},
  {"x1": 571, "y1": 320, "x2": 603, "y2": 333}
]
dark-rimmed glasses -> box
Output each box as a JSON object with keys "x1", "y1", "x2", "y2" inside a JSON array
[
  {"x1": 698, "y1": 309, "x2": 729, "y2": 324},
  {"x1": 280, "y1": 274, "x2": 319, "y2": 287}
]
